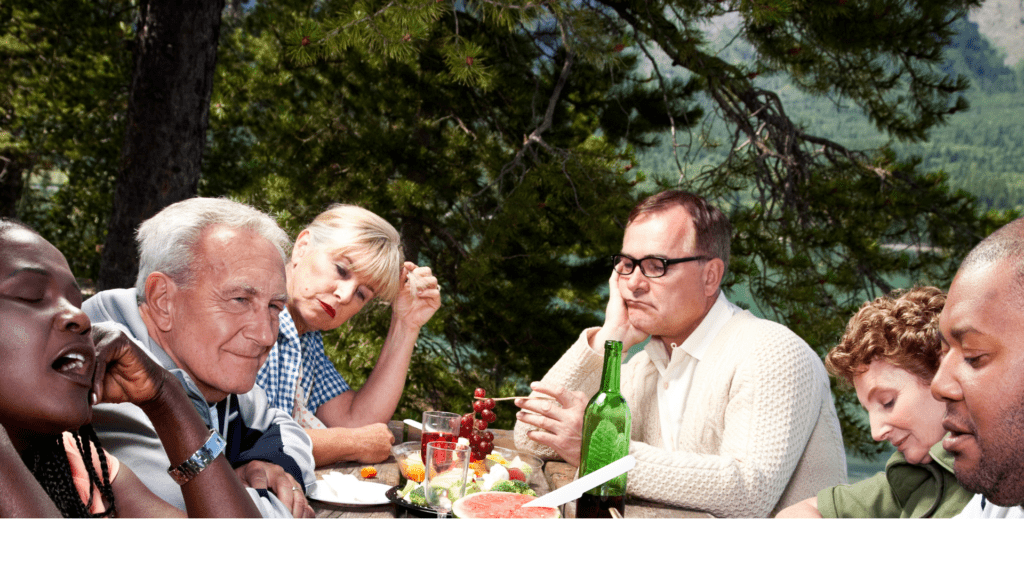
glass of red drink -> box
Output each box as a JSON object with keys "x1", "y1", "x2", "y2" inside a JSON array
[{"x1": 420, "y1": 411, "x2": 461, "y2": 461}]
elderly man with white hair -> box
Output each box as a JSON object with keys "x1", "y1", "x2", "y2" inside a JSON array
[{"x1": 83, "y1": 197, "x2": 316, "y2": 518}]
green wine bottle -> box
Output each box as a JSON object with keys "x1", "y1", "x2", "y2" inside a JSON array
[{"x1": 575, "y1": 339, "x2": 631, "y2": 518}]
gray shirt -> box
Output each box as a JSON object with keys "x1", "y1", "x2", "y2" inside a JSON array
[{"x1": 84, "y1": 288, "x2": 315, "y2": 518}]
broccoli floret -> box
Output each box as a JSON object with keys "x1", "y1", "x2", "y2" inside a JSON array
[
  {"x1": 431, "y1": 485, "x2": 448, "y2": 503},
  {"x1": 406, "y1": 486, "x2": 428, "y2": 507},
  {"x1": 490, "y1": 480, "x2": 518, "y2": 493},
  {"x1": 489, "y1": 479, "x2": 536, "y2": 495},
  {"x1": 510, "y1": 480, "x2": 536, "y2": 496}
]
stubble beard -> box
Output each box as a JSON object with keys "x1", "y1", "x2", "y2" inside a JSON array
[{"x1": 958, "y1": 402, "x2": 1024, "y2": 507}]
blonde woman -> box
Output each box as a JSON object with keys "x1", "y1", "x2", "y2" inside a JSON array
[{"x1": 256, "y1": 205, "x2": 440, "y2": 466}]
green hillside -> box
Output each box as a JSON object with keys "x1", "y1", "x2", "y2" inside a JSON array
[{"x1": 635, "y1": 15, "x2": 1024, "y2": 210}]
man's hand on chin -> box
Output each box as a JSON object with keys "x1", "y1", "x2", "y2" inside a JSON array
[{"x1": 593, "y1": 271, "x2": 649, "y2": 351}]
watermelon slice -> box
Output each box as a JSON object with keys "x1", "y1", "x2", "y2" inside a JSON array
[{"x1": 451, "y1": 491, "x2": 560, "y2": 519}]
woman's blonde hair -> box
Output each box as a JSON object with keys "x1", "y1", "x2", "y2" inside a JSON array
[
  {"x1": 302, "y1": 204, "x2": 404, "y2": 304},
  {"x1": 825, "y1": 286, "x2": 946, "y2": 387}
]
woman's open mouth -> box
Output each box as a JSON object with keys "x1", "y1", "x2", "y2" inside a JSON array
[{"x1": 51, "y1": 344, "x2": 95, "y2": 387}]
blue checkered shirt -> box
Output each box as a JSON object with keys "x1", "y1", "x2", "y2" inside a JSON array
[{"x1": 256, "y1": 308, "x2": 351, "y2": 415}]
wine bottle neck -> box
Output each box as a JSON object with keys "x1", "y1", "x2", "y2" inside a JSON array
[{"x1": 600, "y1": 340, "x2": 623, "y2": 395}]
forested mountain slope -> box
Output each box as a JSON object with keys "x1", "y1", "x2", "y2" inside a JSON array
[{"x1": 636, "y1": 10, "x2": 1024, "y2": 211}]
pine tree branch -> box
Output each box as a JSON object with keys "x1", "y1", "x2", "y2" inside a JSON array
[
  {"x1": 475, "y1": 6, "x2": 577, "y2": 199},
  {"x1": 323, "y1": 1, "x2": 403, "y2": 42}
]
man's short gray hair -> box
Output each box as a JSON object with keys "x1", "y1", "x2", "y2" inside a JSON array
[{"x1": 134, "y1": 197, "x2": 292, "y2": 302}]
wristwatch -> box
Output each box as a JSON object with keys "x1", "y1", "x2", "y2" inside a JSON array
[{"x1": 168, "y1": 429, "x2": 227, "y2": 485}]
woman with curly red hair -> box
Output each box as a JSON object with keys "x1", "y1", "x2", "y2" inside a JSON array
[{"x1": 778, "y1": 286, "x2": 974, "y2": 518}]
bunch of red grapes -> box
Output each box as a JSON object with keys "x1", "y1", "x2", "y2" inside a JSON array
[{"x1": 459, "y1": 387, "x2": 497, "y2": 461}]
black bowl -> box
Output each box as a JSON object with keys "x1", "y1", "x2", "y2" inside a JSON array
[{"x1": 385, "y1": 485, "x2": 453, "y2": 518}]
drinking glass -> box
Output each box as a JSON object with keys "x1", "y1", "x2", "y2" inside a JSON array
[
  {"x1": 420, "y1": 411, "x2": 461, "y2": 461},
  {"x1": 424, "y1": 441, "x2": 471, "y2": 518}
]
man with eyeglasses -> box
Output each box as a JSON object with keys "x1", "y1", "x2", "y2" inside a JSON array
[{"x1": 513, "y1": 190, "x2": 846, "y2": 517}]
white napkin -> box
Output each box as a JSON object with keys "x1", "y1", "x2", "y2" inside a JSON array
[{"x1": 319, "y1": 472, "x2": 385, "y2": 503}]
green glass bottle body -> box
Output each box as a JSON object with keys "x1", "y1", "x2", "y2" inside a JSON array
[{"x1": 575, "y1": 339, "x2": 631, "y2": 518}]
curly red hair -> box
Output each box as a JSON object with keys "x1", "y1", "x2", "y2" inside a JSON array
[{"x1": 825, "y1": 286, "x2": 945, "y2": 387}]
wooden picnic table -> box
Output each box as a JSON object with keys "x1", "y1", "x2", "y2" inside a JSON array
[{"x1": 309, "y1": 422, "x2": 712, "y2": 519}]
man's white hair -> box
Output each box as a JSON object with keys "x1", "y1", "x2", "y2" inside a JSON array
[{"x1": 134, "y1": 197, "x2": 291, "y2": 302}]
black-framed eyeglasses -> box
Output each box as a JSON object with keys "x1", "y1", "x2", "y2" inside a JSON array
[{"x1": 611, "y1": 254, "x2": 710, "y2": 278}]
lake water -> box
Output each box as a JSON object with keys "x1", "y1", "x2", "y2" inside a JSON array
[{"x1": 846, "y1": 447, "x2": 893, "y2": 482}]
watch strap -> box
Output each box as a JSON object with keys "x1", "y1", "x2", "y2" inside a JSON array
[{"x1": 167, "y1": 429, "x2": 226, "y2": 486}]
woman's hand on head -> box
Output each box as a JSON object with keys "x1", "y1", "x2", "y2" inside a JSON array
[
  {"x1": 90, "y1": 323, "x2": 171, "y2": 406},
  {"x1": 393, "y1": 261, "x2": 441, "y2": 330}
]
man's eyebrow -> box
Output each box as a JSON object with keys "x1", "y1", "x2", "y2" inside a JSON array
[
  {"x1": 4, "y1": 266, "x2": 49, "y2": 280},
  {"x1": 951, "y1": 326, "x2": 980, "y2": 341},
  {"x1": 228, "y1": 283, "x2": 287, "y2": 302},
  {"x1": 233, "y1": 284, "x2": 258, "y2": 296},
  {"x1": 942, "y1": 326, "x2": 981, "y2": 345},
  {"x1": 619, "y1": 252, "x2": 669, "y2": 259}
]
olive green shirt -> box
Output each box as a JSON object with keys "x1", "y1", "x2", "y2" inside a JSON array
[{"x1": 817, "y1": 440, "x2": 974, "y2": 518}]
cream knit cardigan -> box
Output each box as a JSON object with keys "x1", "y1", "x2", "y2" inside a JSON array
[{"x1": 514, "y1": 311, "x2": 847, "y2": 517}]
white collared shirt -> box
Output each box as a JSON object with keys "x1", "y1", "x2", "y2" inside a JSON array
[
  {"x1": 955, "y1": 493, "x2": 1024, "y2": 518},
  {"x1": 647, "y1": 292, "x2": 743, "y2": 449}
]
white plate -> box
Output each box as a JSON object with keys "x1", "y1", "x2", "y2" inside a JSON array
[{"x1": 307, "y1": 479, "x2": 391, "y2": 506}]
